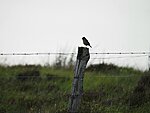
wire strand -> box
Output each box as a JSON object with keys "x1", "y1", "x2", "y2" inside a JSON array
[
  {"x1": 0, "y1": 52, "x2": 150, "y2": 56},
  {"x1": 91, "y1": 55, "x2": 148, "y2": 59}
]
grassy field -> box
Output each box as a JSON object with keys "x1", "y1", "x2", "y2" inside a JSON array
[{"x1": 0, "y1": 64, "x2": 150, "y2": 113}]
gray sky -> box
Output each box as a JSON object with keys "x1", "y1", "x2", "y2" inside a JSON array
[{"x1": 0, "y1": 0, "x2": 150, "y2": 70}]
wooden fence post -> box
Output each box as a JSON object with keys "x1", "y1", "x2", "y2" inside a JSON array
[{"x1": 69, "y1": 47, "x2": 90, "y2": 113}]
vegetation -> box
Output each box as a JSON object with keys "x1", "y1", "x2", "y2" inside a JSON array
[{"x1": 0, "y1": 63, "x2": 150, "y2": 113}]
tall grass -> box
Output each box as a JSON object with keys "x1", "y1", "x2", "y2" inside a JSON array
[{"x1": 0, "y1": 64, "x2": 149, "y2": 113}]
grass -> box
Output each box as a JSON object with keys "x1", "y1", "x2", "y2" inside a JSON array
[{"x1": 0, "y1": 64, "x2": 149, "y2": 113}]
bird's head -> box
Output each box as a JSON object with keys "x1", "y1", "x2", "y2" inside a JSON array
[{"x1": 82, "y1": 37, "x2": 86, "y2": 40}]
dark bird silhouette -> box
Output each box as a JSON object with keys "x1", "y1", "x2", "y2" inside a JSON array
[{"x1": 82, "y1": 37, "x2": 92, "y2": 48}]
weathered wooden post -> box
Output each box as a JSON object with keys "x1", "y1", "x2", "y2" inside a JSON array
[{"x1": 69, "y1": 47, "x2": 90, "y2": 113}]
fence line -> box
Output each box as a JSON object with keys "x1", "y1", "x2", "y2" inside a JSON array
[
  {"x1": 0, "y1": 53, "x2": 75, "y2": 56},
  {"x1": 0, "y1": 52, "x2": 150, "y2": 56},
  {"x1": 90, "y1": 52, "x2": 150, "y2": 55},
  {"x1": 91, "y1": 55, "x2": 148, "y2": 59}
]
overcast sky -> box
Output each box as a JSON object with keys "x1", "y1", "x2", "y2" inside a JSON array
[{"x1": 0, "y1": 0, "x2": 150, "y2": 70}]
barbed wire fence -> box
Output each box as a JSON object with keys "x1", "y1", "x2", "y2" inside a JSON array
[
  {"x1": 0, "y1": 52, "x2": 150, "y2": 69},
  {"x1": 0, "y1": 52, "x2": 150, "y2": 56},
  {"x1": 0, "y1": 51, "x2": 150, "y2": 112}
]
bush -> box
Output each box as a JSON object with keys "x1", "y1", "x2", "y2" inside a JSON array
[
  {"x1": 16, "y1": 68, "x2": 40, "y2": 81},
  {"x1": 129, "y1": 74, "x2": 150, "y2": 107}
]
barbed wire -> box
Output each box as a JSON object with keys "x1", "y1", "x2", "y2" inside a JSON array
[
  {"x1": 0, "y1": 52, "x2": 150, "y2": 56},
  {"x1": 90, "y1": 52, "x2": 150, "y2": 55},
  {"x1": 0, "y1": 53, "x2": 75, "y2": 56},
  {"x1": 91, "y1": 55, "x2": 148, "y2": 59}
]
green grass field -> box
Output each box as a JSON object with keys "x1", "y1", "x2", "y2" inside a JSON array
[{"x1": 0, "y1": 64, "x2": 150, "y2": 113}]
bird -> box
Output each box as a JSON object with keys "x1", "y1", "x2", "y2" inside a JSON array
[{"x1": 82, "y1": 37, "x2": 92, "y2": 48}]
